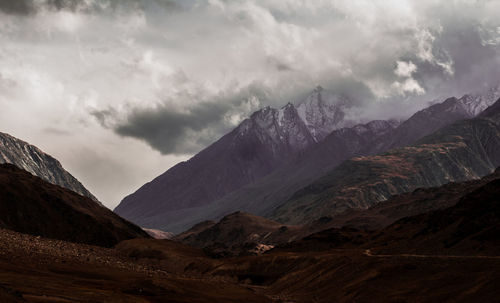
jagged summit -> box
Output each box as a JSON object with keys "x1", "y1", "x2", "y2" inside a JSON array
[
  {"x1": 457, "y1": 86, "x2": 500, "y2": 116},
  {"x1": 296, "y1": 87, "x2": 352, "y2": 141},
  {"x1": 238, "y1": 87, "x2": 354, "y2": 149},
  {"x1": 236, "y1": 102, "x2": 314, "y2": 154}
]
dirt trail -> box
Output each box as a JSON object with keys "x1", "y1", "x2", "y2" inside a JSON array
[{"x1": 363, "y1": 249, "x2": 500, "y2": 259}]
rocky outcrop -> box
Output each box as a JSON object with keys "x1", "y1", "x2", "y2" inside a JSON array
[{"x1": 175, "y1": 211, "x2": 299, "y2": 257}]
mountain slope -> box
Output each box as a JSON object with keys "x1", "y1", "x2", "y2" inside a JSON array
[
  {"x1": 283, "y1": 168, "x2": 500, "y2": 256},
  {"x1": 0, "y1": 164, "x2": 149, "y2": 247},
  {"x1": 325, "y1": 167, "x2": 500, "y2": 230},
  {"x1": 125, "y1": 119, "x2": 399, "y2": 233},
  {"x1": 272, "y1": 98, "x2": 500, "y2": 224},
  {"x1": 0, "y1": 131, "x2": 97, "y2": 201},
  {"x1": 115, "y1": 104, "x2": 314, "y2": 220},
  {"x1": 371, "y1": 177, "x2": 500, "y2": 255}
]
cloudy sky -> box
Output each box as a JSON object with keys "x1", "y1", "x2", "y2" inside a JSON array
[{"x1": 0, "y1": 0, "x2": 499, "y2": 209}]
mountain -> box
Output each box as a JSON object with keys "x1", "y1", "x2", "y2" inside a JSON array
[
  {"x1": 116, "y1": 86, "x2": 500, "y2": 233},
  {"x1": 271, "y1": 98, "x2": 500, "y2": 224},
  {"x1": 115, "y1": 87, "x2": 353, "y2": 230},
  {"x1": 252, "y1": 89, "x2": 500, "y2": 225},
  {"x1": 136, "y1": 93, "x2": 492, "y2": 233},
  {"x1": 117, "y1": 118, "x2": 401, "y2": 234},
  {"x1": 374, "y1": 87, "x2": 500, "y2": 151},
  {"x1": 0, "y1": 163, "x2": 148, "y2": 247},
  {"x1": 0, "y1": 131, "x2": 97, "y2": 201}
]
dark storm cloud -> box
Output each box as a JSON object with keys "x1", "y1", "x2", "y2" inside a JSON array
[
  {"x1": 0, "y1": 0, "x2": 35, "y2": 15},
  {"x1": 111, "y1": 85, "x2": 269, "y2": 155},
  {"x1": 115, "y1": 102, "x2": 230, "y2": 154},
  {"x1": 0, "y1": 0, "x2": 182, "y2": 15},
  {"x1": 0, "y1": 0, "x2": 88, "y2": 15}
]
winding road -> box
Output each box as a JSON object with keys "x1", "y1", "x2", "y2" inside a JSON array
[{"x1": 363, "y1": 249, "x2": 500, "y2": 259}]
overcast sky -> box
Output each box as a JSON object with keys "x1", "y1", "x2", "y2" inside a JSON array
[{"x1": 0, "y1": 0, "x2": 499, "y2": 209}]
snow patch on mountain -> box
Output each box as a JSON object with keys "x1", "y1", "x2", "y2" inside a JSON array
[
  {"x1": 458, "y1": 86, "x2": 500, "y2": 116},
  {"x1": 237, "y1": 86, "x2": 355, "y2": 150},
  {"x1": 295, "y1": 86, "x2": 353, "y2": 141}
]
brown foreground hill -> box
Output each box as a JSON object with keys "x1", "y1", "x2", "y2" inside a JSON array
[{"x1": 0, "y1": 163, "x2": 148, "y2": 247}]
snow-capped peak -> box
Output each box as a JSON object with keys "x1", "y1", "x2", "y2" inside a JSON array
[
  {"x1": 458, "y1": 85, "x2": 500, "y2": 116},
  {"x1": 296, "y1": 86, "x2": 352, "y2": 141}
]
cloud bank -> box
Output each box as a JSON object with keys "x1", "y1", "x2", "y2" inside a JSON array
[{"x1": 1, "y1": 0, "x2": 499, "y2": 207}]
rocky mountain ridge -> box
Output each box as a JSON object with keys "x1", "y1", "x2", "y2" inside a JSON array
[{"x1": 0, "y1": 131, "x2": 97, "y2": 201}]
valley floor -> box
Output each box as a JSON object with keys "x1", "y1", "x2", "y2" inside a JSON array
[{"x1": 1, "y1": 228, "x2": 499, "y2": 302}]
